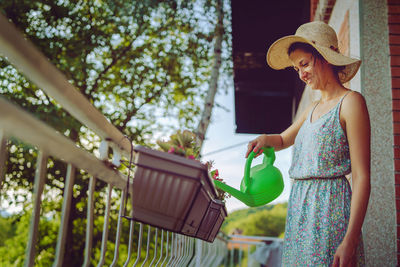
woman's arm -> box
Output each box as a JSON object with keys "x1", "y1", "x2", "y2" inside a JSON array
[
  {"x1": 245, "y1": 102, "x2": 315, "y2": 157},
  {"x1": 333, "y1": 91, "x2": 371, "y2": 266}
]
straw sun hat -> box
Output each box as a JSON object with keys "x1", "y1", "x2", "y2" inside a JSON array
[{"x1": 266, "y1": 21, "x2": 361, "y2": 83}]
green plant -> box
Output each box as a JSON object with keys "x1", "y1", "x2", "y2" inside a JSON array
[
  {"x1": 156, "y1": 130, "x2": 200, "y2": 159},
  {"x1": 156, "y1": 130, "x2": 230, "y2": 201}
]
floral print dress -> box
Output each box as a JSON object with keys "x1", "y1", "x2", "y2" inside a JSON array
[{"x1": 282, "y1": 93, "x2": 365, "y2": 266}]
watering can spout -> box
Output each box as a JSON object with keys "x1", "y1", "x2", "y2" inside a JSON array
[
  {"x1": 213, "y1": 179, "x2": 254, "y2": 205},
  {"x1": 212, "y1": 147, "x2": 284, "y2": 207}
]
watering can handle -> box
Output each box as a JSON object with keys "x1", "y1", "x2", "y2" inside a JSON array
[{"x1": 244, "y1": 147, "x2": 276, "y2": 186}]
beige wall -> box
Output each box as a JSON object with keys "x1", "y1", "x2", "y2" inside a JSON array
[
  {"x1": 295, "y1": 0, "x2": 397, "y2": 265},
  {"x1": 331, "y1": 0, "x2": 396, "y2": 265}
]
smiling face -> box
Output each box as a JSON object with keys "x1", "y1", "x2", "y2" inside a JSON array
[{"x1": 289, "y1": 48, "x2": 328, "y2": 90}]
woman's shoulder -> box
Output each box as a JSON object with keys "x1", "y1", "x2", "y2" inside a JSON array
[
  {"x1": 342, "y1": 90, "x2": 367, "y2": 107},
  {"x1": 341, "y1": 90, "x2": 368, "y2": 118}
]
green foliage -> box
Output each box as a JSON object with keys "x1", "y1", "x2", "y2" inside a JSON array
[
  {"x1": 0, "y1": 0, "x2": 232, "y2": 265},
  {"x1": 156, "y1": 129, "x2": 200, "y2": 159},
  {"x1": 0, "y1": 211, "x2": 59, "y2": 266},
  {"x1": 222, "y1": 203, "x2": 287, "y2": 238}
]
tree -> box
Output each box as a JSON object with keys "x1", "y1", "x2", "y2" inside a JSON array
[
  {"x1": 196, "y1": 0, "x2": 224, "y2": 148},
  {"x1": 0, "y1": 0, "x2": 231, "y2": 265},
  {"x1": 222, "y1": 203, "x2": 287, "y2": 237}
]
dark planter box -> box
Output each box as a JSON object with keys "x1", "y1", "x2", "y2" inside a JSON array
[
  {"x1": 196, "y1": 199, "x2": 228, "y2": 242},
  {"x1": 131, "y1": 145, "x2": 222, "y2": 238}
]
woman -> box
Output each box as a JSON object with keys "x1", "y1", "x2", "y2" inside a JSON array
[{"x1": 246, "y1": 21, "x2": 370, "y2": 266}]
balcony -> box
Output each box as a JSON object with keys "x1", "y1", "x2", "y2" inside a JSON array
[{"x1": 0, "y1": 13, "x2": 283, "y2": 267}]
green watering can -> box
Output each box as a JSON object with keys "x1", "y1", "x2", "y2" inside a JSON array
[{"x1": 213, "y1": 147, "x2": 284, "y2": 207}]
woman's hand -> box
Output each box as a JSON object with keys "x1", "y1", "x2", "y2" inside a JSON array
[
  {"x1": 332, "y1": 239, "x2": 357, "y2": 267},
  {"x1": 245, "y1": 134, "x2": 269, "y2": 158}
]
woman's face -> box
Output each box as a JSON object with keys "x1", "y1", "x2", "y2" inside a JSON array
[{"x1": 289, "y1": 49, "x2": 326, "y2": 90}]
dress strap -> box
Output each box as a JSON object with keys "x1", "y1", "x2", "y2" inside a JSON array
[
  {"x1": 339, "y1": 91, "x2": 351, "y2": 104},
  {"x1": 337, "y1": 90, "x2": 351, "y2": 114},
  {"x1": 308, "y1": 101, "x2": 320, "y2": 120}
]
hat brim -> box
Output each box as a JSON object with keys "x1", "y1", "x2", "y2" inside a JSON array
[{"x1": 266, "y1": 35, "x2": 361, "y2": 83}]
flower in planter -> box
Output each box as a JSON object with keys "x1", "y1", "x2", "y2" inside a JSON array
[
  {"x1": 157, "y1": 130, "x2": 229, "y2": 201},
  {"x1": 207, "y1": 161, "x2": 231, "y2": 201},
  {"x1": 157, "y1": 130, "x2": 200, "y2": 160}
]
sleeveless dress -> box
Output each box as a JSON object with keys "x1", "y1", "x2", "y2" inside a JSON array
[{"x1": 282, "y1": 93, "x2": 365, "y2": 266}]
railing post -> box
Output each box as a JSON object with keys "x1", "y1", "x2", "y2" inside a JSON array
[
  {"x1": 82, "y1": 176, "x2": 97, "y2": 267},
  {"x1": 149, "y1": 228, "x2": 159, "y2": 266},
  {"x1": 155, "y1": 230, "x2": 164, "y2": 267},
  {"x1": 96, "y1": 184, "x2": 113, "y2": 267},
  {"x1": 0, "y1": 130, "x2": 7, "y2": 206},
  {"x1": 160, "y1": 231, "x2": 170, "y2": 267},
  {"x1": 122, "y1": 211, "x2": 136, "y2": 267},
  {"x1": 239, "y1": 243, "x2": 243, "y2": 266},
  {"x1": 110, "y1": 189, "x2": 127, "y2": 267},
  {"x1": 53, "y1": 163, "x2": 76, "y2": 267},
  {"x1": 247, "y1": 244, "x2": 250, "y2": 267},
  {"x1": 194, "y1": 239, "x2": 202, "y2": 267},
  {"x1": 24, "y1": 151, "x2": 48, "y2": 267},
  {"x1": 132, "y1": 223, "x2": 144, "y2": 267},
  {"x1": 141, "y1": 225, "x2": 152, "y2": 266}
]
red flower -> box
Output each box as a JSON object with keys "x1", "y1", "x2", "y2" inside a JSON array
[
  {"x1": 168, "y1": 147, "x2": 175, "y2": 153},
  {"x1": 212, "y1": 169, "x2": 219, "y2": 179}
]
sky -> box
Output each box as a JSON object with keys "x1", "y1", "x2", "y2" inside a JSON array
[{"x1": 201, "y1": 86, "x2": 293, "y2": 213}]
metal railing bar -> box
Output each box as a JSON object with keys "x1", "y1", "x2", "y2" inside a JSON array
[
  {"x1": 160, "y1": 231, "x2": 169, "y2": 267},
  {"x1": 155, "y1": 230, "x2": 164, "y2": 267},
  {"x1": 187, "y1": 239, "x2": 194, "y2": 267},
  {"x1": 0, "y1": 98, "x2": 127, "y2": 190},
  {"x1": 222, "y1": 239, "x2": 229, "y2": 266},
  {"x1": 208, "y1": 242, "x2": 216, "y2": 267},
  {"x1": 24, "y1": 151, "x2": 48, "y2": 267},
  {"x1": 132, "y1": 223, "x2": 143, "y2": 267},
  {"x1": 0, "y1": 14, "x2": 132, "y2": 158},
  {"x1": 170, "y1": 234, "x2": 179, "y2": 267},
  {"x1": 173, "y1": 235, "x2": 182, "y2": 267},
  {"x1": 53, "y1": 163, "x2": 76, "y2": 267},
  {"x1": 229, "y1": 246, "x2": 234, "y2": 267},
  {"x1": 110, "y1": 189, "x2": 127, "y2": 267},
  {"x1": 247, "y1": 245, "x2": 250, "y2": 267},
  {"x1": 96, "y1": 184, "x2": 113, "y2": 267},
  {"x1": 189, "y1": 238, "x2": 196, "y2": 266},
  {"x1": 222, "y1": 242, "x2": 228, "y2": 267},
  {"x1": 228, "y1": 240, "x2": 264, "y2": 245},
  {"x1": 166, "y1": 233, "x2": 175, "y2": 266},
  {"x1": 184, "y1": 237, "x2": 191, "y2": 266},
  {"x1": 0, "y1": 130, "x2": 7, "y2": 205},
  {"x1": 122, "y1": 210, "x2": 135, "y2": 267},
  {"x1": 177, "y1": 236, "x2": 185, "y2": 267},
  {"x1": 213, "y1": 240, "x2": 221, "y2": 267},
  {"x1": 201, "y1": 241, "x2": 208, "y2": 267},
  {"x1": 180, "y1": 236, "x2": 189, "y2": 266},
  {"x1": 238, "y1": 244, "x2": 243, "y2": 266},
  {"x1": 215, "y1": 240, "x2": 223, "y2": 267},
  {"x1": 203, "y1": 241, "x2": 213, "y2": 267},
  {"x1": 229, "y1": 234, "x2": 283, "y2": 242},
  {"x1": 140, "y1": 225, "x2": 152, "y2": 267},
  {"x1": 173, "y1": 234, "x2": 179, "y2": 267},
  {"x1": 194, "y1": 239, "x2": 202, "y2": 267},
  {"x1": 82, "y1": 176, "x2": 96, "y2": 267},
  {"x1": 149, "y1": 228, "x2": 159, "y2": 267},
  {"x1": 186, "y1": 237, "x2": 194, "y2": 266},
  {"x1": 207, "y1": 242, "x2": 217, "y2": 267}
]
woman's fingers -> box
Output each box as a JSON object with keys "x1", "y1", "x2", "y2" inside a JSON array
[
  {"x1": 245, "y1": 141, "x2": 255, "y2": 158},
  {"x1": 246, "y1": 139, "x2": 265, "y2": 158}
]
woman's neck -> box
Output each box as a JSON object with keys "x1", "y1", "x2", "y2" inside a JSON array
[{"x1": 318, "y1": 75, "x2": 347, "y2": 103}]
